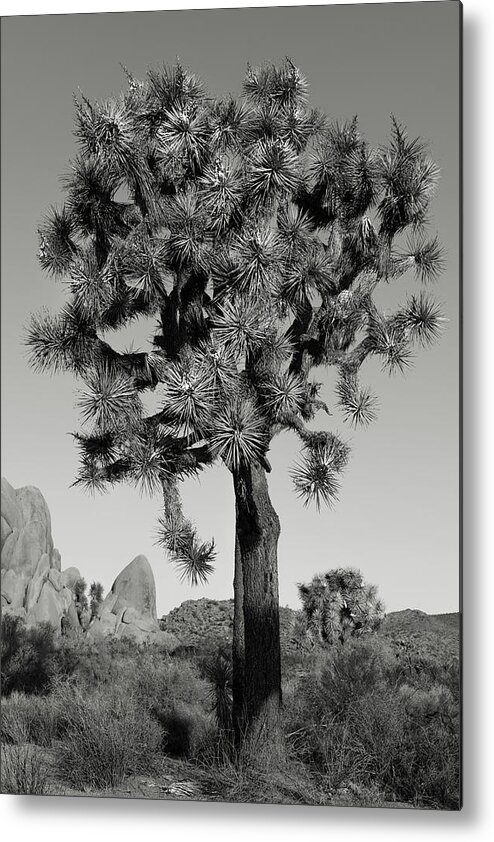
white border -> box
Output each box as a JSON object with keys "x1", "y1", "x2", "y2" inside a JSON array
[{"x1": 2, "y1": 0, "x2": 493, "y2": 838}]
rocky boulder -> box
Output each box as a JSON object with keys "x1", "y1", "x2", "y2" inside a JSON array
[
  {"x1": 111, "y1": 555, "x2": 157, "y2": 620},
  {"x1": 89, "y1": 555, "x2": 178, "y2": 649},
  {"x1": 1, "y1": 478, "x2": 81, "y2": 634},
  {"x1": 60, "y1": 566, "x2": 83, "y2": 591}
]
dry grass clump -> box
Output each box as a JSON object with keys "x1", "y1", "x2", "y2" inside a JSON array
[
  {"x1": 284, "y1": 635, "x2": 460, "y2": 809},
  {"x1": 53, "y1": 685, "x2": 163, "y2": 791},
  {"x1": 1, "y1": 742, "x2": 49, "y2": 795},
  {"x1": 1, "y1": 688, "x2": 65, "y2": 747},
  {"x1": 195, "y1": 754, "x2": 327, "y2": 806}
]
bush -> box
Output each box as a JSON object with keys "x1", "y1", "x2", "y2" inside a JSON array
[
  {"x1": 129, "y1": 651, "x2": 210, "y2": 709},
  {"x1": 388, "y1": 684, "x2": 460, "y2": 809},
  {"x1": 284, "y1": 634, "x2": 460, "y2": 809},
  {"x1": 52, "y1": 635, "x2": 211, "y2": 708},
  {"x1": 195, "y1": 755, "x2": 325, "y2": 806},
  {"x1": 49, "y1": 636, "x2": 215, "y2": 764},
  {"x1": 1, "y1": 614, "x2": 57, "y2": 696},
  {"x1": 150, "y1": 700, "x2": 215, "y2": 758},
  {"x1": 53, "y1": 686, "x2": 163, "y2": 790},
  {"x1": 135, "y1": 648, "x2": 229, "y2": 759},
  {"x1": 1, "y1": 689, "x2": 63, "y2": 747},
  {"x1": 319, "y1": 637, "x2": 395, "y2": 716},
  {"x1": 344, "y1": 689, "x2": 408, "y2": 784},
  {"x1": 386, "y1": 637, "x2": 460, "y2": 696},
  {"x1": 1, "y1": 743, "x2": 48, "y2": 795},
  {"x1": 53, "y1": 635, "x2": 139, "y2": 688}
]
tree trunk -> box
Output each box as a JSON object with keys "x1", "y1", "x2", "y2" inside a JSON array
[
  {"x1": 233, "y1": 459, "x2": 283, "y2": 762},
  {"x1": 232, "y1": 523, "x2": 246, "y2": 747}
]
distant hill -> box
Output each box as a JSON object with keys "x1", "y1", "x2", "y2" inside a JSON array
[
  {"x1": 379, "y1": 609, "x2": 460, "y2": 661},
  {"x1": 160, "y1": 599, "x2": 460, "y2": 660},
  {"x1": 160, "y1": 598, "x2": 234, "y2": 648},
  {"x1": 160, "y1": 598, "x2": 300, "y2": 653}
]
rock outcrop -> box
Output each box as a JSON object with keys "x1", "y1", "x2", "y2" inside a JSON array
[
  {"x1": 89, "y1": 555, "x2": 178, "y2": 649},
  {"x1": 1, "y1": 478, "x2": 81, "y2": 633},
  {"x1": 2, "y1": 478, "x2": 179, "y2": 648}
]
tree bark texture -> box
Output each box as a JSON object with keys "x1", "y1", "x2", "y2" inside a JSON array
[
  {"x1": 233, "y1": 459, "x2": 283, "y2": 761},
  {"x1": 232, "y1": 524, "x2": 246, "y2": 746}
]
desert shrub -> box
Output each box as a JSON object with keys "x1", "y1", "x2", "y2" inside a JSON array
[
  {"x1": 53, "y1": 686, "x2": 163, "y2": 790},
  {"x1": 52, "y1": 635, "x2": 210, "y2": 709},
  {"x1": 345, "y1": 689, "x2": 407, "y2": 783},
  {"x1": 390, "y1": 642, "x2": 461, "y2": 702},
  {"x1": 1, "y1": 614, "x2": 57, "y2": 696},
  {"x1": 50, "y1": 637, "x2": 214, "y2": 764},
  {"x1": 151, "y1": 700, "x2": 215, "y2": 758},
  {"x1": 195, "y1": 754, "x2": 325, "y2": 806},
  {"x1": 145, "y1": 646, "x2": 236, "y2": 759},
  {"x1": 135, "y1": 651, "x2": 216, "y2": 759},
  {"x1": 125, "y1": 650, "x2": 211, "y2": 713},
  {"x1": 386, "y1": 683, "x2": 460, "y2": 809},
  {"x1": 299, "y1": 715, "x2": 362, "y2": 788},
  {"x1": 53, "y1": 634, "x2": 154, "y2": 689},
  {"x1": 1, "y1": 699, "x2": 31, "y2": 746},
  {"x1": 281, "y1": 646, "x2": 326, "y2": 680},
  {"x1": 1, "y1": 743, "x2": 49, "y2": 795},
  {"x1": 285, "y1": 637, "x2": 393, "y2": 736},
  {"x1": 51, "y1": 635, "x2": 94, "y2": 683},
  {"x1": 319, "y1": 637, "x2": 396, "y2": 715},
  {"x1": 1, "y1": 689, "x2": 64, "y2": 747},
  {"x1": 284, "y1": 634, "x2": 460, "y2": 809},
  {"x1": 285, "y1": 685, "x2": 399, "y2": 789},
  {"x1": 155, "y1": 707, "x2": 192, "y2": 756}
]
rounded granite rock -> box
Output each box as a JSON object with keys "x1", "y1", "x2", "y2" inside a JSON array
[
  {"x1": 1, "y1": 477, "x2": 82, "y2": 635},
  {"x1": 110, "y1": 555, "x2": 157, "y2": 620},
  {"x1": 60, "y1": 566, "x2": 82, "y2": 590}
]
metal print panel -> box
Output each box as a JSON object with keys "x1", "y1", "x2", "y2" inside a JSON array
[{"x1": 1, "y1": 1, "x2": 462, "y2": 810}]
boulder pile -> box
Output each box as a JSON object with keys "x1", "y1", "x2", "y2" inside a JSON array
[
  {"x1": 1, "y1": 477, "x2": 178, "y2": 650},
  {"x1": 88, "y1": 554, "x2": 179, "y2": 648},
  {"x1": 1, "y1": 478, "x2": 80, "y2": 633}
]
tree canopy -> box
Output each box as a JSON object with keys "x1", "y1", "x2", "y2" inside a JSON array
[{"x1": 27, "y1": 58, "x2": 444, "y2": 588}]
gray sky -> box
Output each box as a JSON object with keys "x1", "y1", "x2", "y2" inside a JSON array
[{"x1": 1, "y1": 2, "x2": 460, "y2": 617}]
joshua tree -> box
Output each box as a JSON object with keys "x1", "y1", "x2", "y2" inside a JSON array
[
  {"x1": 27, "y1": 59, "x2": 444, "y2": 758},
  {"x1": 72, "y1": 577, "x2": 88, "y2": 618},
  {"x1": 89, "y1": 581, "x2": 104, "y2": 619},
  {"x1": 298, "y1": 567, "x2": 385, "y2": 647}
]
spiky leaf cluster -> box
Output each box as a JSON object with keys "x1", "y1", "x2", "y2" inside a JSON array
[
  {"x1": 291, "y1": 442, "x2": 345, "y2": 511},
  {"x1": 395, "y1": 291, "x2": 444, "y2": 347},
  {"x1": 77, "y1": 364, "x2": 143, "y2": 432},
  {"x1": 159, "y1": 358, "x2": 215, "y2": 436},
  {"x1": 377, "y1": 119, "x2": 440, "y2": 236},
  {"x1": 210, "y1": 399, "x2": 267, "y2": 471},
  {"x1": 156, "y1": 512, "x2": 216, "y2": 586},
  {"x1": 336, "y1": 369, "x2": 379, "y2": 427}
]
